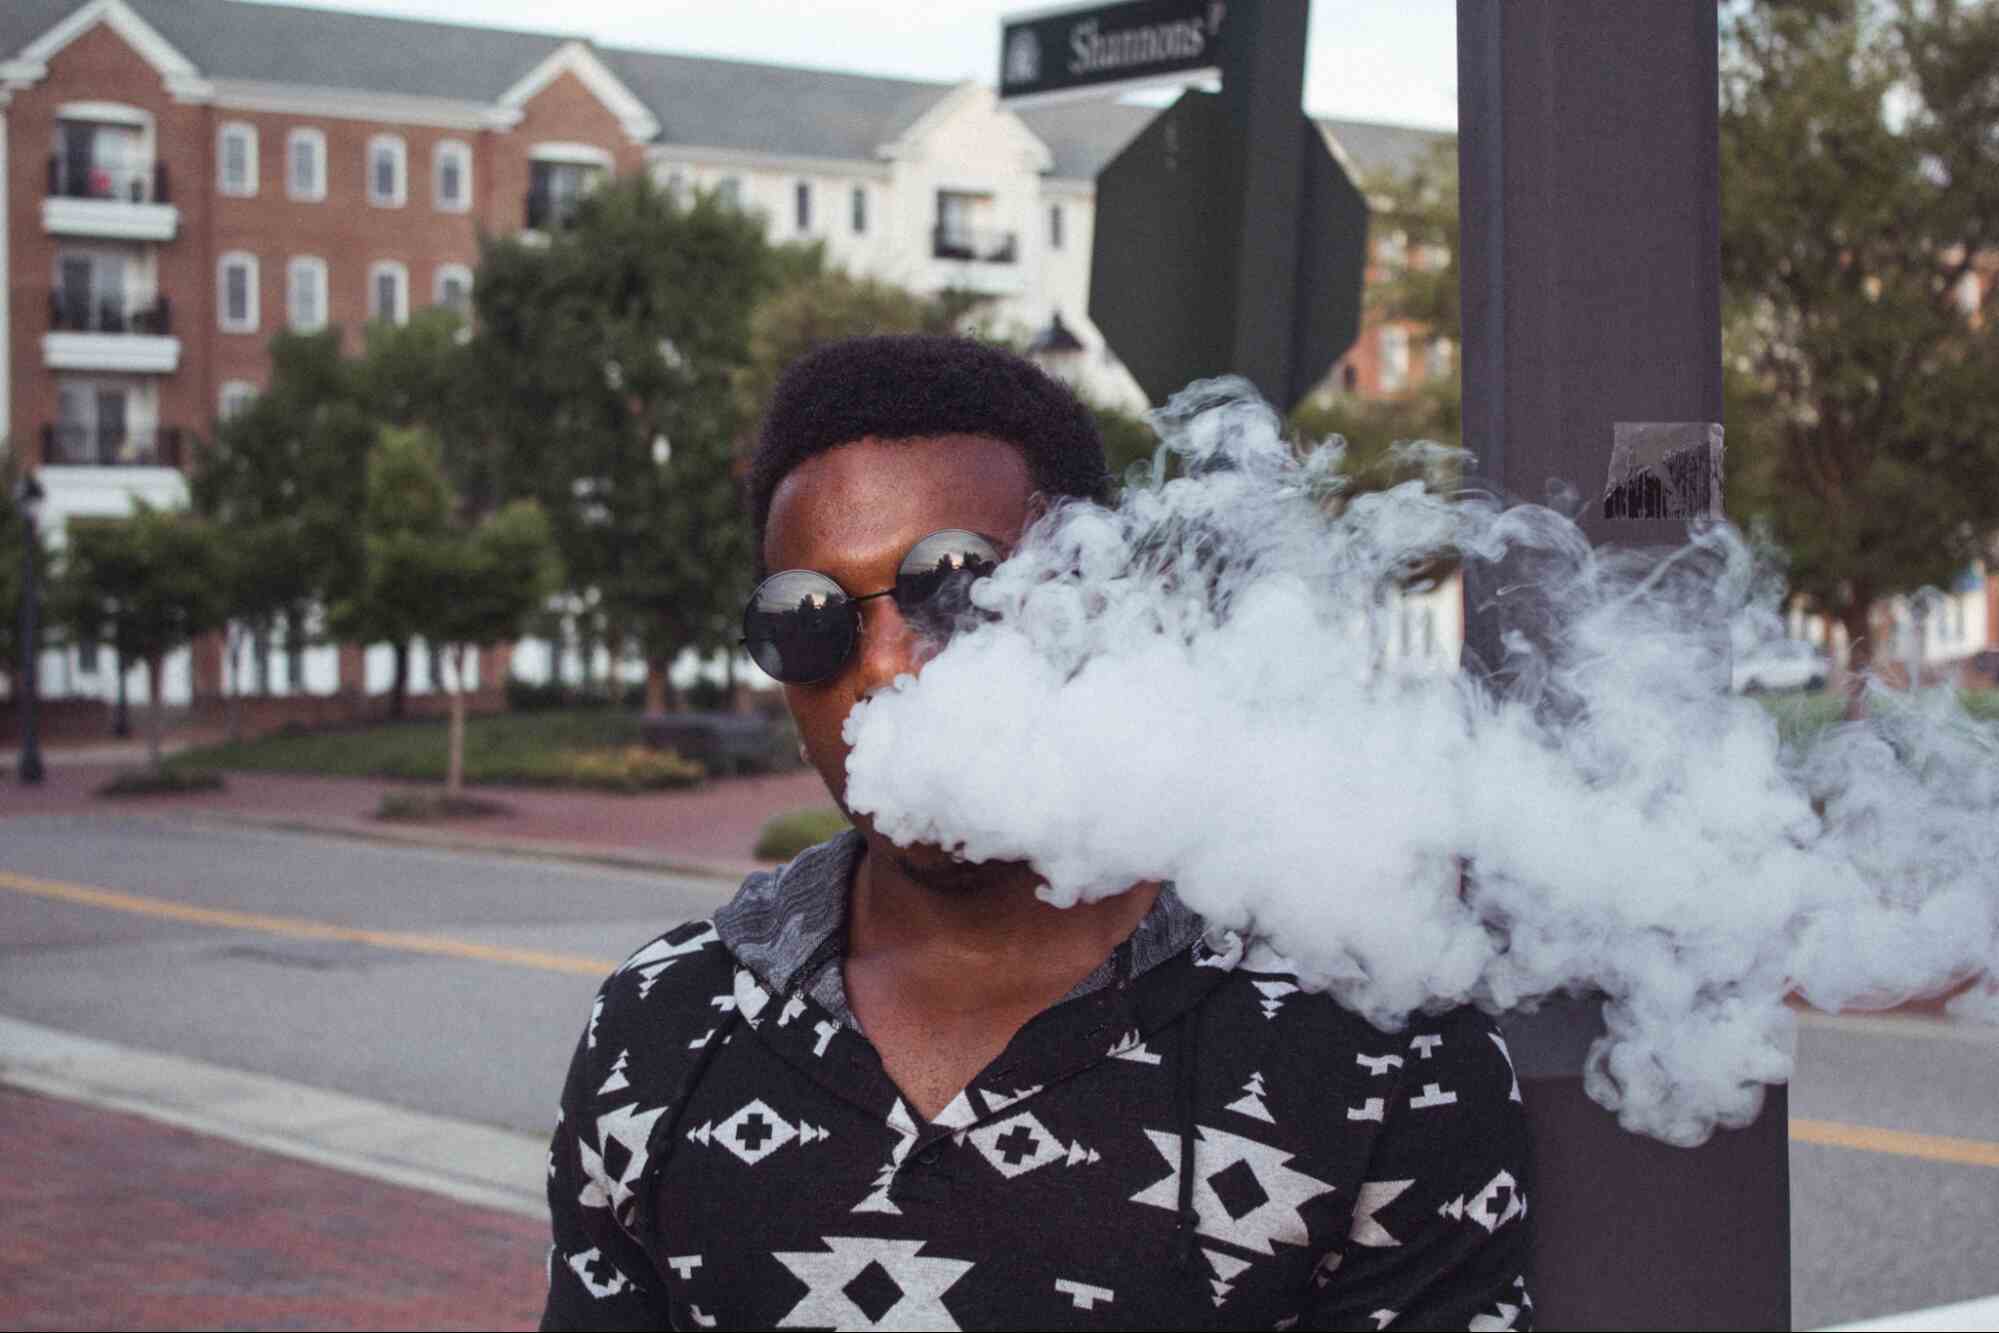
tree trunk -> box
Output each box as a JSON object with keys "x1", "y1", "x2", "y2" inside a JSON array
[
  {"x1": 1839, "y1": 594, "x2": 1874, "y2": 722},
  {"x1": 644, "y1": 660, "x2": 673, "y2": 715},
  {"x1": 112, "y1": 642, "x2": 131, "y2": 737},
  {"x1": 145, "y1": 653, "x2": 165, "y2": 770},
  {"x1": 445, "y1": 644, "x2": 466, "y2": 797},
  {"x1": 224, "y1": 625, "x2": 245, "y2": 744},
  {"x1": 390, "y1": 639, "x2": 409, "y2": 720}
]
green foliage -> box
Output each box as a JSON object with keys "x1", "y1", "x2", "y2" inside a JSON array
[
  {"x1": 1721, "y1": 0, "x2": 1999, "y2": 669},
  {"x1": 96, "y1": 767, "x2": 225, "y2": 797},
  {"x1": 753, "y1": 806, "x2": 853, "y2": 860},
  {"x1": 55, "y1": 501, "x2": 227, "y2": 672},
  {"x1": 169, "y1": 708, "x2": 706, "y2": 791},
  {"x1": 474, "y1": 174, "x2": 771, "y2": 681},
  {"x1": 1362, "y1": 140, "x2": 1461, "y2": 347}
]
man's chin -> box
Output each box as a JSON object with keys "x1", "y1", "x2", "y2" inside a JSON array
[{"x1": 885, "y1": 838, "x2": 1010, "y2": 895}]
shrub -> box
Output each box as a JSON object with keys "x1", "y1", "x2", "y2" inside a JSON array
[
  {"x1": 754, "y1": 807, "x2": 851, "y2": 861},
  {"x1": 96, "y1": 767, "x2": 226, "y2": 797},
  {"x1": 376, "y1": 791, "x2": 511, "y2": 821},
  {"x1": 549, "y1": 746, "x2": 705, "y2": 793}
]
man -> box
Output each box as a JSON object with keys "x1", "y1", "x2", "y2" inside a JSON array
[{"x1": 542, "y1": 336, "x2": 1532, "y2": 1330}]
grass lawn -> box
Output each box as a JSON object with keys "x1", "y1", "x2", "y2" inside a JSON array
[{"x1": 166, "y1": 709, "x2": 690, "y2": 788}]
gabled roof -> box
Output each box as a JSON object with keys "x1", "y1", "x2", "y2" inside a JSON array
[
  {"x1": 0, "y1": 0, "x2": 1453, "y2": 181},
  {"x1": 603, "y1": 46, "x2": 950, "y2": 164}
]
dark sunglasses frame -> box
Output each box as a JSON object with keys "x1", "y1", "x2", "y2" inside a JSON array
[{"x1": 741, "y1": 528, "x2": 1004, "y2": 685}]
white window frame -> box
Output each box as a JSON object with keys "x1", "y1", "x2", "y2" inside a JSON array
[
  {"x1": 218, "y1": 121, "x2": 257, "y2": 197},
  {"x1": 716, "y1": 176, "x2": 742, "y2": 209},
  {"x1": 433, "y1": 139, "x2": 472, "y2": 213},
  {"x1": 1379, "y1": 325, "x2": 1410, "y2": 392},
  {"x1": 218, "y1": 251, "x2": 259, "y2": 333},
  {"x1": 368, "y1": 260, "x2": 410, "y2": 326},
  {"x1": 367, "y1": 133, "x2": 407, "y2": 208},
  {"x1": 219, "y1": 380, "x2": 258, "y2": 422},
  {"x1": 433, "y1": 262, "x2": 473, "y2": 314},
  {"x1": 286, "y1": 127, "x2": 326, "y2": 202},
  {"x1": 287, "y1": 255, "x2": 328, "y2": 333}
]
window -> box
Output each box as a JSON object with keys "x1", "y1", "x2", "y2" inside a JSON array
[
  {"x1": 1379, "y1": 326, "x2": 1410, "y2": 392},
  {"x1": 287, "y1": 128, "x2": 325, "y2": 201},
  {"x1": 368, "y1": 261, "x2": 409, "y2": 325},
  {"x1": 851, "y1": 185, "x2": 867, "y2": 235},
  {"x1": 54, "y1": 378, "x2": 132, "y2": 465},
  {"x1": 219, "y1": 380, "x2": 258, "y2": 422},
  {"x1": 53, "y1": 118, "x2": 148, "y2": 201},
  {"x1": 795, "y1": 180, "x2": 812, "y2": 232},
  {"x1": 218, "y1": 122, "x2": 257, "y2": 197},
  {"x1": 434, "y1": 263, "x2": 473, "y2": 316},
  {"x1": 1050, "y1": 202, "x2": 1065, "y2": 251},
  {"x1": 716, "y1": 176, "x2": 742, "y2": 209},
  {"x1": 54, "y1": 249, "x2": 129, "y2": 333},
  {"x1": 367, "y1": 134, "x2": 406, "y2": 207},
  {"x1": 287, "y1": 256, "x2": 327, "y2": 332},
  {"x1": 218, "y1": 251, "x2": 259, "y2": 332},
  {"x1": 664, "y1": 170, "x2": 687, "y2": 207},
  {"x1": 434, "y1": 139, "x2": 471, "y2": 212},
  {"x1": 527, "y1": 159, "x2": 600, "y2": 229},
  {"x1": 1425, "y1": 336, "x2": 1453, "y2": 381}
]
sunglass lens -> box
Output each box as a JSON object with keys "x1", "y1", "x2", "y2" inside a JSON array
[
  {"x1": 743, "y1": 570, "x2": 856, "y2": 684},
  {"x1": 896, "y1": 530, "x2": 1001, "y2": 637}
]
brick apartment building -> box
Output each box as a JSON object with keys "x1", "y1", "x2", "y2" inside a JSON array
[{"x1": 1, "y1": 0, "x2": 1459, "y2": 721}]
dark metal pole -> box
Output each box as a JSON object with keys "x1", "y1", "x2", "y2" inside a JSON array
[
  {"x1": 17, "y1": 486, "x2": 45, "y2": 785},
  {"x1": 1216, "y1": 0, "x2": 1310, "y2": 408},
  {"x1": 1457, "y1": 4, "x2": 1787, "y2": 1327}
]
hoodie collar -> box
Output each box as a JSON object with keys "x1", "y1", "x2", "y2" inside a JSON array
[{"x1": 713, "y1": 829, "x2": 1208, "y2": 1032}]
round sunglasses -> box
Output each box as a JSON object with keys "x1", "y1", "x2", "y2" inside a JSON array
[{"x1": 742, "y1": 529, "x2": 1004, "y2": 684}]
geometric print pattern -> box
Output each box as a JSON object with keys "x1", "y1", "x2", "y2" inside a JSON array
[{"x1": 544, "y1": 912, "x2": 1535, "y2": 1330}]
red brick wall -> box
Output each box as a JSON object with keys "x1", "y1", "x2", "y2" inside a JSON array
[
  {"x1": 486, "y1": 68, "x2": 647, "y2": 235},
  {"x1": 8, "y1": 20, "x2": 212, "y2": 455}
]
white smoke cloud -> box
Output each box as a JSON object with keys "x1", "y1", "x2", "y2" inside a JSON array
[{"x1": 841, "y1": 378, "x2": 1999, "y2": 1148}]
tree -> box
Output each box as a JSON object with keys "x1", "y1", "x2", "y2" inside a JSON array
[
  {"x1": 474, "y1": 177, "x2": 770, "y2": 712},
  {"x1": 55, "y1": 502, "x2": 226, "y2": 767},
  {"x1": 191, "y1": 330, "x2": 375, "y2": 715},
  {"x1": 1721, "y1": 0, "x2": 1999, "y2": 709},
  {"x1": 342, "y1": 429, "x2": 559, "y2": 793}
]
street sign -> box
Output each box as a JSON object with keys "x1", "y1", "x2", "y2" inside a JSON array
[
  {"x1": 1088, "y1": 91, "x2": 1367, "y2": 409},
  {"x1": 999, "y1": 0, "x2": 1228, "y2": 105}
]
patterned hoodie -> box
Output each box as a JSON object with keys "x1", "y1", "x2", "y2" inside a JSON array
[{"x1": 542, "y1": 831, "x2": 1534, "y2": 1331}]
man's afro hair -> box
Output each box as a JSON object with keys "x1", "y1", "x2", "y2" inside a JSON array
[{"x1": 749, "y1": 334, "x2": 1112, "y2": 560}]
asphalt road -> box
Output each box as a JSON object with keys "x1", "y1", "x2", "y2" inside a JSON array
[{"x1": 1, "y1": 812, "x2": 1994, "y2": 1330}]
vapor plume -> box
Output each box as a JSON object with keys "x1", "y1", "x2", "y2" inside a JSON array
[{"x1": 842, "y1": 379, "x2": 1999, "y2": 1147}]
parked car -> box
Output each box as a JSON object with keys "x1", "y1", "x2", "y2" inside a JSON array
[{"x1": 1732, "y1": 638, "x2": 1829, "y2": 693}]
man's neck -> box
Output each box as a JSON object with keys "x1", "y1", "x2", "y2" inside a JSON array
[{"x1": 846, "y1": 837, "x2": 1162, "y2": 1018}]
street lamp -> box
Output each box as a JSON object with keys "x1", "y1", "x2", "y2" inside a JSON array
[{"x1": 14, "y1": 472, "x2": 46, "y2": 784}]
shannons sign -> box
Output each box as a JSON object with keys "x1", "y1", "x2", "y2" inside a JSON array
[{"x1": 999, "y1": 0, "x2": 1229, "y2": 104}]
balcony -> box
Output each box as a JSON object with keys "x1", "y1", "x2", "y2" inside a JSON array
[
  {"x1": 524, "y1": 189, "x2": 582, "y2": 232},
  {"x1": 44, "y1": 292, "x2": 180, "y2": 374},
  {"x1": 43, "y1": 156, "x2": 178, "y2": 241},
  {"x1": 42, "y1": 424, "x2": 183, "y2": 469},
  {"x1": 932, "y1": 225, "x2": 1019, "y2": 264}
]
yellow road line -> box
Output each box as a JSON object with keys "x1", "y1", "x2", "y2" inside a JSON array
[
  {"x1": 0, "y1": 869, "x2": 619, "y2": 977},
  {"x1": 1790, "y1": 1117, "x2": 1999, "y2": 1170},
  {"x1": 10, "y1": 866, "x2": 1999, "y2": 1171}
]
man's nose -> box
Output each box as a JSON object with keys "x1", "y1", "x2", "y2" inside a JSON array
[{"x1": 849, "y1": 597, "x2": 926, "y2": 699}]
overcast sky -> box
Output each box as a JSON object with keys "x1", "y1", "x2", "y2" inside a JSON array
[{"x1": 256, "y1": 0, "x2": 1461, "y2": 131}]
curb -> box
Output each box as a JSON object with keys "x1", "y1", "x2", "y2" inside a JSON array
[
  {"x1": 180, "y1": 808, "x2": 762, "y2": 884},
  {"x1": 0, "y1": 1016, "x2": 546, "y2": 1220}
]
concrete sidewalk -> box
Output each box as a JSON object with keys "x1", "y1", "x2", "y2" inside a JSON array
[{"x1": 1, "y1": 749, "x2": 833, "y2": 882}]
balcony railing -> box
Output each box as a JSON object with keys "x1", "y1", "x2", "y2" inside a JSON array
[
  {"x1": 49, "y1": 291, "x2": 172, "y2": 336},
  {"x1": 932, "y1": 225, "x2": 1018, "y2": 264},
  {"x1": 47, "y1": 156, "x2": 170, "y2": 205},
  {"x1": 525, "y1": 189, "x2": 583, "y2": 231},
  {"x1": 42, "y1": 424, "x2": 182, "y2": 468}
]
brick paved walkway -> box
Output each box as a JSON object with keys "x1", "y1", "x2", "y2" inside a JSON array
[{"x1": 0, "y1": 1086, "x2": 546, "y2": 1331}]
